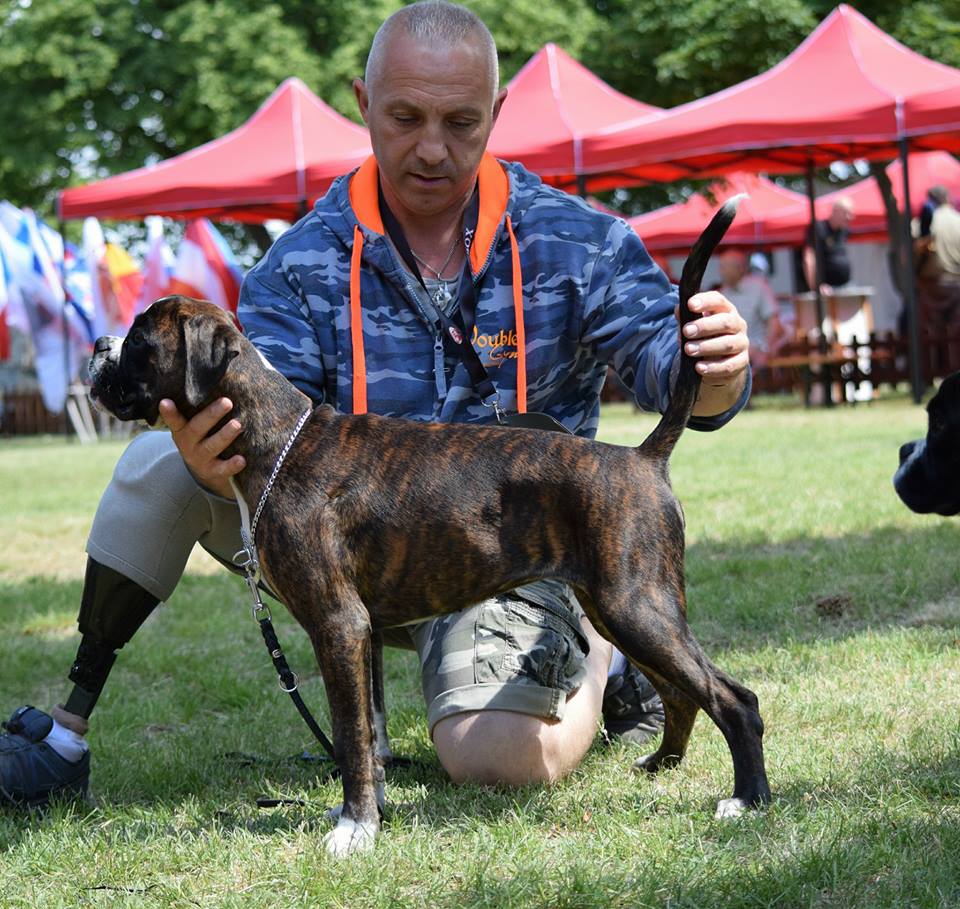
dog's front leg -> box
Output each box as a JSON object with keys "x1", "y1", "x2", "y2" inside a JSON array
[{"x1": 310, "y1": 612, "x2": 383, "y2": 857}]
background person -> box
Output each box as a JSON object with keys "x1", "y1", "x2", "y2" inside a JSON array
[
  {"x1": 717, "y1": 249, "x2": 786, "y2": 368},
  {"x1": 803, "y1": 197, "x2": 855, "y2": 295},
  {"x1": 914, "y1": 184, "x2": 960, "y2": 335},
  {"x1": 0, "y1": 0, "x2": 751, "y2": 806}
]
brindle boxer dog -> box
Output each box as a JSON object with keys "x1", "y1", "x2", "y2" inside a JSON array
[
  {"x1": 894, "y1": 370, "x2": 960, "y2": 515},
  {"x1": 87, "y1": 199, "x2": 770, "y2": 856}
]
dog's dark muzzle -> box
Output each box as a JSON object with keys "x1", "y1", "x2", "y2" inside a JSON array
[
  {"x1": 88, "y1": 336, "x2": 145, "y2": 421},
  {"x1": 898, "y1": 440, "x2": 918, "y2": 466},
  {"x1": 894, "y1": 438, "x2": 960, "y2": 515}
]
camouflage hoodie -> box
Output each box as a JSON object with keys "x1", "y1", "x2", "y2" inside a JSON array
[{"x1": 239, "y1": 155, "x2": 748, "y2": 438}]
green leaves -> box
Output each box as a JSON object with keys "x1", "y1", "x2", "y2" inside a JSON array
[{"x1": 1, "y1": 0, "x2": 956, "y2": 217}]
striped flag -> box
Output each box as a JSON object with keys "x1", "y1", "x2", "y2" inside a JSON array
[
  {"x1": 166, "y1": 218, "x2": 243, "y2": 313},
  {"x1": 83, "y1": 217, "x2": 143, "y2": 336},
  {"x1": 0, "y1": 202, "x2": 92, "y2": 412},
  {"x1": 0, "y1": 241, "x2": 12, "y2": 360},
  {"x1": 137, "y1": 216, "x2": 174, "y2": 315}
]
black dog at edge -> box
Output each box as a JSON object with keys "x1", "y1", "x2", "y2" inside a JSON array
[
  {"x1": 894, "y1": 371, "x2": 960, "y2": 515},
  {"x1": 87, "y1": 197, "x2": 770, "y2": 856}
]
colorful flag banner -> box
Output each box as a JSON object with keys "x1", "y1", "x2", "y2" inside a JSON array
[
  {"x1": 0, "y1": 202, "x2": 92, "y2": 412},
  {"x1": 166, "y1": 218, "x2": 243, "y2": 313},
  {"x1": 82, "y1": 217, "x2": 143, "y2": 336},
  {"x1": 137, "y1": 216, "x2": 175, "y2": 315}
]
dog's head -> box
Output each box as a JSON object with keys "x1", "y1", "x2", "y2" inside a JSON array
[
  {"x1": 894, "y1": 371, "x2": 960, "y2": 515},
  {"x1": 88, "y1": 295, "x2": 242, "y2": 426}
]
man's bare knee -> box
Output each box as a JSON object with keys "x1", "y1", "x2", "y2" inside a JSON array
[{"x1": 432, "y1": 709, "x2": 592, "y2": 786}]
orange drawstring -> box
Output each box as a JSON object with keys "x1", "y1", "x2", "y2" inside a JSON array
[
  {"x1": 505, "y1": 216, "x2": 527, "y2": 414},
  {"x1": 349, "y1": 214, "x2": 527, "y2": 415},
  {"x1": 349, "y1": 225, "x2": 367, "y2": 415}
]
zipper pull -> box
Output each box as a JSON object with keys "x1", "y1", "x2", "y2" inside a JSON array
[{"x1": 433, "y1": 336, "x2": 448, "y2": 400}]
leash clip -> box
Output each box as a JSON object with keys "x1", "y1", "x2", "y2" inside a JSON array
[
  {"x1": 233, "y1": 546, "x2": 261, "y2": 582},
  {"x1": 233, "y1": 545, "x2": 269, "y2": 622},
  {"x1": 481, "y1": 391, "x2": 507, "y2": 424}
]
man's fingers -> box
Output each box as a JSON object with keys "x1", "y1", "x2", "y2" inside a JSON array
[
  {"x1": 199, "y1": 417, "x2": 243, "y2": 460},
  {"x1": 687, "y1": 291, "x2": 730, "y2": 314},
  {"x1": 683, "y1": 311, "x2": 746, "y2": 339},
  {"x1": 189, "y1": 397, "x2": 236, "y2": 439},
  {"x1": 684, "y1": 333, "x2": 748, "y2": 359},
  {"x1": 695, "y1": 349, "x2": 750, "y2": 379},
  {"x1": 158, "y1": 398, "x2": 187, "y2": 432},
  {"x1": 202, "y1": 452, "x2": 246, "y2": 479}
]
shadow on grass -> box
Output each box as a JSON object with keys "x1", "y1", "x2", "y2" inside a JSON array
[{"x1": 1, "y1": 519, "x2": 960, "y2": 863}]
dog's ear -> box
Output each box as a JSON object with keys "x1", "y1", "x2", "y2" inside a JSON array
[{"x1": 183, "y1": 314, "x2": 241, "y2": 409}]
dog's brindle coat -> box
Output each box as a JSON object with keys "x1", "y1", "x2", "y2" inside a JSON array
[{"x1": 88, "y1": 200, "x2": 770, "y2": 855}]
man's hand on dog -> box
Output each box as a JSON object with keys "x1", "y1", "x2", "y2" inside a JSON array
[
  {"x1": 159, "y1": 397, "x2": 245, "y2": 500},
  {"x1": 679, "y1": 291, "x2": 750, "y2": 417}
]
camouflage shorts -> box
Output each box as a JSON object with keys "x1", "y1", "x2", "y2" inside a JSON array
[{"x1": 403, "y1": 579, "x2": 591, "y2": 733}]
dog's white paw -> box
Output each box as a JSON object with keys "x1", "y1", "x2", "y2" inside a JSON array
[
  {"x1": 714, "y1": 797, "x2": 749, "y2": 819},
  {"x1": 322, "y1": 817, "x2": 378, "y2": 857}
]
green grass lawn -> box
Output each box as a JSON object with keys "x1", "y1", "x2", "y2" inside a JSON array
[{"x1": 2, "y1": 393, "x2": 960, "y2": 908}]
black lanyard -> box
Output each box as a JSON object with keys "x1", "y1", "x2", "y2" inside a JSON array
[
  {"x1": 377, "y1": 182, "x2": 499, "y2": 406},
  {"x1": 376, "y1": 181, "x2": 570, "y2": 436}
]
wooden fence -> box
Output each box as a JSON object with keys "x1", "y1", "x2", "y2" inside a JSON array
[
  {"x1": 603, "y1": 330, "x2": 960, "y2": 406},
  {"x1": 0, "y1": 389, "x2": 68, "y2": 435}
]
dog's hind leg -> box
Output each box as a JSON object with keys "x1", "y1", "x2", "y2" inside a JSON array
[
  {"x1": 586, "y1": 584, "x2": 771, "y2": 816},
  {"x1": 631, "y1": 671, "x2": 699, "y2": 773}
]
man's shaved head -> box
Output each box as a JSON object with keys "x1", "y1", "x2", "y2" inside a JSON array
[{"x1": 365, "y1": 1, "x2": 499, "y2": 101}]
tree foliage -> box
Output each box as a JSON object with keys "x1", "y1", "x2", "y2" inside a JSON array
[{"x1": 0, "y1": 0, "x2": 958, "y2": 221}]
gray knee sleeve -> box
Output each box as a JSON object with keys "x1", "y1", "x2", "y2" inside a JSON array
[{"x1": 86, "y1": 430, "x2": 244, "y2": 601}]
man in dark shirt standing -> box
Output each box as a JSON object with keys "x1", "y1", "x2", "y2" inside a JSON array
[{"x1": 803, "y1": 197, "x2": 854, "y2": 293}]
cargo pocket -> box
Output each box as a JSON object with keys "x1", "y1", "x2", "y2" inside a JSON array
[{"x1": 473, "y1": 598, "x2": 514, "y2": 685}]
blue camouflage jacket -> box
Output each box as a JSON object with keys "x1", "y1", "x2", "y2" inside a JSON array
[{"x1": 238, "y1": 155, "x2": 747, "y2": 438}]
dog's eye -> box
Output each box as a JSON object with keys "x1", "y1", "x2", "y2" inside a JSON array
[{"x1": 129, "y1": 329, "x2": 145, "y2": 346}]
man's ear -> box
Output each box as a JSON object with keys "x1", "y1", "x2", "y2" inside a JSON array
[
  {"x1": 354, "y1": 77, "x2": 370, "y2": 124},
  {"x1": 491, "y1": 87, "x2": 508, "y2": 126},
  {"x1": 183, "y1": 315, "x2": 241, "y2": 409}
]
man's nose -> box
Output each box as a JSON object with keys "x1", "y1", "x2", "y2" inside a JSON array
[{"x1": 415, "y1": 123, "x2": 448, "y2": 167}]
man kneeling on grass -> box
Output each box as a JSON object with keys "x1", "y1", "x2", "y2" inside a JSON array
[{"x1": 0, "y1": 0, "x2": 750, "y2": 808}]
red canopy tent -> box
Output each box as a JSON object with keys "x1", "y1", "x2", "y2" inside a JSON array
[
  {"x1": 626, "y1": 173, "x2": 808, "y2": 255},
  {"x1": 580, "y1": 5, "x2": 960, "y2": 401},
  {"x1": 904, "y1": 83, "x2": 960, "y2": 143},
  {"x1": 762, "y1": 151, "x2": 960, "y2": 244},
  {"x1": 487, "y1": 43, "x2": 660, "y2": 193},
  {"x1": 580, "y1": 5, "x2": 960, "y2": 181},
  {"x1": 57, "y1": 78, "x2": 371, "y2": 223}
]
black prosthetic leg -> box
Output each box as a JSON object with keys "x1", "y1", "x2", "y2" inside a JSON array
[
  {"x1": 63, "y1": 558, "x2": 160, "y2": 719},
  {"x1": 0, "y1": 559, "x2": 159, "y2": 806}
]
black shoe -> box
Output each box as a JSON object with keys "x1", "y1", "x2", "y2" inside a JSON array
[
  {"x1": 602, "y1": 664, "x2": 665, "y2": 745},
  {"x1": 0, "y1": 707, "x2": 90, "y2": 808}
]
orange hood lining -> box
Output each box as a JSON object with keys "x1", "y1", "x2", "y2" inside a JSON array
[
  {"x1": 347, "y1": 154, "x2": 510, "y2": 274},
  {"x1": 347, "y1": 154, "x2": 523, "y2": 416}
]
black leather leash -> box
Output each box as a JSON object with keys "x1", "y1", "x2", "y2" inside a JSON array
[{"x1": 254, "y1": 601, "x2": 337, "y2": 761}]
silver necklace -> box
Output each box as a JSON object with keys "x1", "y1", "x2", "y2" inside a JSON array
[{"x1": 411, "y1": 236, "x2": 460, "y2": 307}]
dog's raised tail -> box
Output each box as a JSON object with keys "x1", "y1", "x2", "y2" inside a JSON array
[{"x1": 639, "y1": 194, "x2": 745, "y2": 461}]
